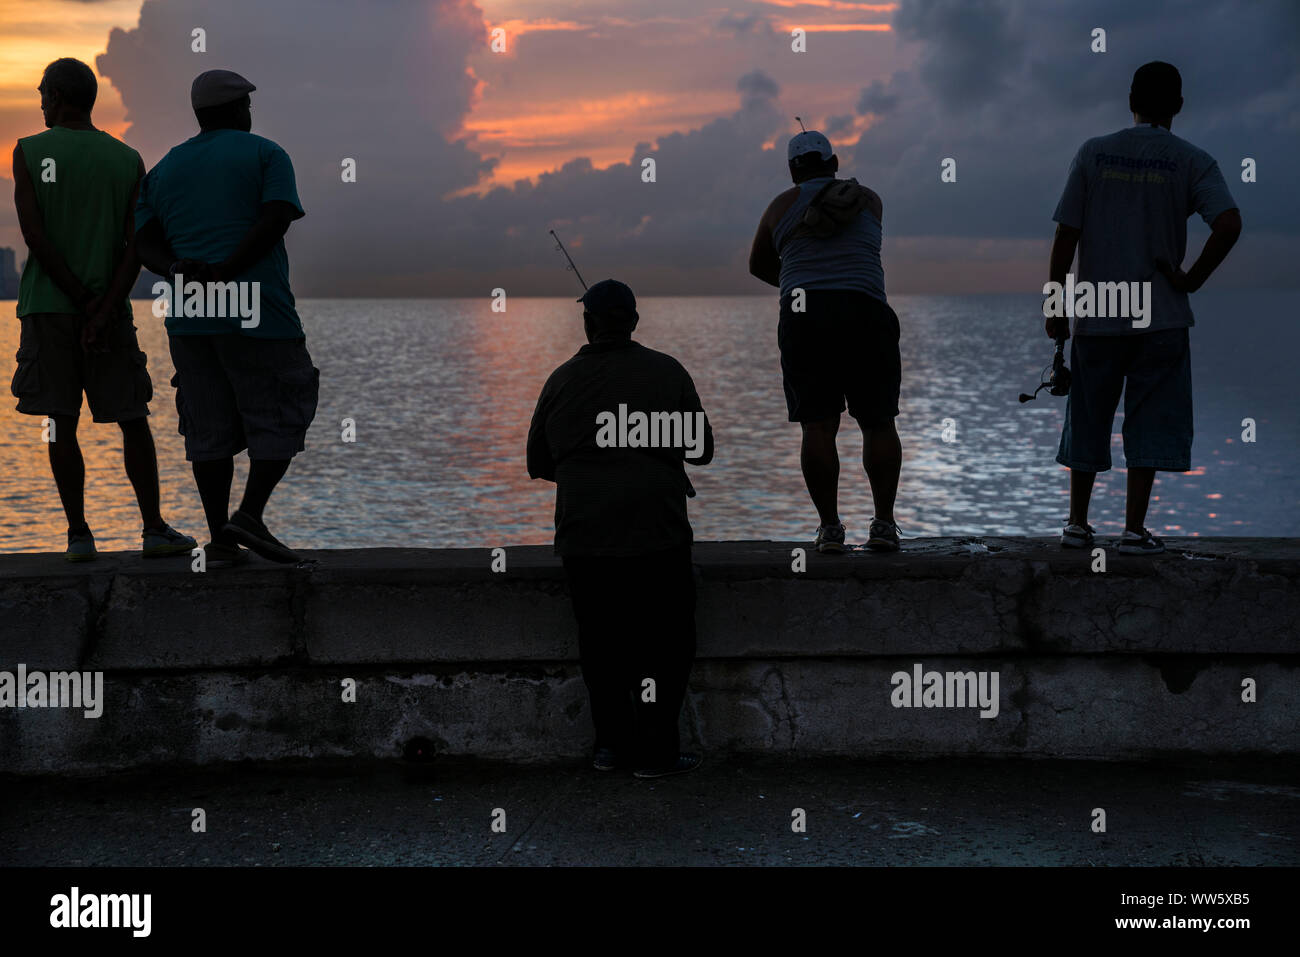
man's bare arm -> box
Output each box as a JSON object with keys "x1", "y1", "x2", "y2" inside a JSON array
[
  {"x1": 1159, "y1": 208, "x2": 1242, "y2": 294},
  {"x1": 212, "y1": 200, "x2": 299, "y2": 281},
  {"x1": 134, "y1": 218, "x2": 179, "y2": 278},
  {"x1": 1046, "y1": 222, "x2": 1080, "y2": 338},
  {"x1": 100, "y1": 157, "x2": 146, "y2": 305},
  {"x1": 748, "y1": 209, "x2": 781, "y2": 287},
  {"x1": 13, "y1": 143, "x2": 94, "y2": 310},
  {"x1": 83, "y1": 157, "x2": 147, "y2": 348}
]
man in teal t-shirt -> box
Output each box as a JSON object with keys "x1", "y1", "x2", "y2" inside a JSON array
[
  {"x1": 136, "y1": 69, "x2": 319, "y2": 566},
  {"x1": 10, "y1": 57, "x2": 194, "y2": 562}
]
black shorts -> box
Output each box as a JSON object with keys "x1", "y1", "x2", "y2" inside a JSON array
[{"x1": 777, "y1": 289, "x2": 900, "y2": 424}]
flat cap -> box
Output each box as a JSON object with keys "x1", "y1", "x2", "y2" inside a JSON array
[{"x1": 191, "y1": 69, "x2": 256, "y2": 110}]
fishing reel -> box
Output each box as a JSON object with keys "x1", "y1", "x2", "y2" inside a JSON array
[{"x1": 1019, "y1": 337, "x2": 1071, "y2": 403}]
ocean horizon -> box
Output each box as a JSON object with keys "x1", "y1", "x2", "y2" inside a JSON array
[{"x1": 2, "y1": 289, "x2": 1296, "y2": 554}]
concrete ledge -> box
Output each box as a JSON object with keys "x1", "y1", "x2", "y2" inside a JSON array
[{"x1": 1, "y1": 538, "x2": 1297, "y2": 772}]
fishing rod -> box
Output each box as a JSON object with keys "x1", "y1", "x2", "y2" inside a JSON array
[{"x1": 549, "y1": 229, "x2": 588, "y2": 291}]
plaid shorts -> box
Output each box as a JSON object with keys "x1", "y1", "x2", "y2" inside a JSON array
[{"x1": 168, "y1": 333, "x2": 319, "y2": 461}]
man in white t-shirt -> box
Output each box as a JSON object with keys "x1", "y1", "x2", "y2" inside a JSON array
[{"x1": 1047, "y1": 61, "x2": 1241, "y2": 554}]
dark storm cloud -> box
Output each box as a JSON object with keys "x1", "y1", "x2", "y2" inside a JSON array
[
  {"x1": 737, "y1": 69, "x2": 781, "y2": 105},
  {"x1": 91, "y1": 0, "x2": 1299, "y2": 295},
  {"x1": 839, "y1": 0, "x2": 1300, "y2": 278},
  {"x1": 717, "y1": 11, "x2": 774, "y2": 37},
  {"x1": 855, "y1": 79, "x2": 898, "y2": 115},
  {"x1": 425, "y1": 67, "x2": 790, "y2": 295},
  {"x1": 95, "y1": 0, "x2": 493, "y2": 292}
]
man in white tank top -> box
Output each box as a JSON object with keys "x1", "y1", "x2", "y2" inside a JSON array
[{"x1": 749, "y1": 129, "x2": 903, "y2": 553}]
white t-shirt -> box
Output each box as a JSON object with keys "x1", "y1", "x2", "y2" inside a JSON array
[{"x1": 1053, "y1": 124, "x2": 1236, "y2": 335}]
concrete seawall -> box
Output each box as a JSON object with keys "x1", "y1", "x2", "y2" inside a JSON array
[{"x1": 1, "y1": 538, "x2": 1297, "y2": 774}]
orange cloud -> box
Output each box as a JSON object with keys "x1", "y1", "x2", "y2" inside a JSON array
[
  {"x1": 489, "y1": 18, "x2": 587, "y2": 39},
  {"x1": 758, "y1": 1, "x2": 897, "y2": 9},
  {"x1": 462, "y1": 87, "x2": 735, "y2": 189},
  {"x1": 781, "y1": 22, "x2": 892, "y2": 31},
  {"x1": 0, "y1": 0, "x2": 138, "y2": 148}
]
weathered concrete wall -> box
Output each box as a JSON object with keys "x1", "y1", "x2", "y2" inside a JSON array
[{"x1": 1, "y1": 538, "x2": 1297, "y2": 773}]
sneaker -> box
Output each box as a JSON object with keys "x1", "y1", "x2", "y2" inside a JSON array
[
  {"x1": 199, "y1": 541, "x2": 251, "y2": 568},
  {"x1": 1118, "y1": 528, "x2": 1165, "y2": 555},
  {"x1": 815, "y1": 523, "x2": 846, "y2": 554},
  {"x1": 592, "y1": 747, "x2": 623, "y2": 772},
  {"x1": 65, "y1": 527, "x2": 96, "y2": 563},
  {"x1": 1060, "y1": 521, "x2": 1095, "y2": 548},
  {"x1": 222, "y1": 510, "x2": 301, "y2": 563},
  {"x1": 142, "y1": 523, "x2": 198, "y2": 558},
  {"x1": 866, "y1": 517, "x2": 901, "y2": 552},
  {"x1": 634, "y1": 753, "x2": 702, "y2": 779}
]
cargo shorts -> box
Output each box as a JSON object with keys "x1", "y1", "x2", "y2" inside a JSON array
[
  {"x1": 10, "y1": 308, "x2": 153, "y2": 422},
  {"x1": 168, "y1": 333, "x2": 319, "y2": 462}
]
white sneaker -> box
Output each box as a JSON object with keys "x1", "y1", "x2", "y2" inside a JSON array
[{"x1": 1060, "y1": 521, "x2": 1095, "y2": 548}]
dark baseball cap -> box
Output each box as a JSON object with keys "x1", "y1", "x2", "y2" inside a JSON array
[{"x1": 577, "y1": 278, "x2": 637, "y2": 319}]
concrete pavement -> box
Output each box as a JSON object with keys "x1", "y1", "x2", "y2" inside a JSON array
[{"x1": 3, "y1": 755, "x2": 1297, "y2": 866}]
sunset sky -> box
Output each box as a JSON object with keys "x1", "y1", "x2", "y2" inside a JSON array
[{"x1": 1, "y1": 0, "x2": 1297, "y2": 295}]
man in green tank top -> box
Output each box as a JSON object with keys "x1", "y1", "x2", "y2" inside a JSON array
[{"x1": 10, "y1": 58, "x2": 194, "y2": 562}]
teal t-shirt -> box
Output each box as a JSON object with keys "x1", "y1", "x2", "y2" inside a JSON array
[{"x1": 136, "y1": 129, "x2": 305, "y2": 338}]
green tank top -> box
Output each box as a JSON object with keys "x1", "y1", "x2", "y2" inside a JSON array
[{"x1": 16, "y1": 127, "x2": 141, "y2": 317}]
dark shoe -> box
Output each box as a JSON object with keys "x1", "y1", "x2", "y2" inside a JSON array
[
  {"x1": 866, "y1": 517, "x2": 901, "y2": 552},
  {"x1": 65, "y1": 527, "x2": 96, "y2": 563},
  {"x1": 142, "y1": 523, "x2": 198, "y2": 558},
  {"x1": 592, "y1": 747, "x2": 623, "y2": 772},
  {"x1": 1118, "y1": 528, "x2": 1165, "y2": 555},
  {"x1": 200, "y1": 541, "x2": 251, "y2": 568},
  {"x1": 634, "y1": 753, "x2": 702, "y2": 779},
  {"x1": 223, "y1": 510, "x2": 301, "y2": 563},
  {"x1": 815, "y1": 522, "x2": 846, "y2": 554}
]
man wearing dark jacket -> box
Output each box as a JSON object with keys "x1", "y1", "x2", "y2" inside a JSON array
[{"x1": 528, "y1": 279, "x2": 713, "y2": 778}]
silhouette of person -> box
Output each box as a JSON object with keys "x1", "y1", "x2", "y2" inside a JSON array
[
  {"x1": 1049, "y1": 62, "x2": 1241, "y2": 554},
  {"x1": 527, "y1": 280, "x2": 713, "y2": 778},
  {"x1": 10, "y1": 57, "x2": 195, "y2": 562},
  {"x1": 135, "y1": 70, "x2": 318, "y2": 566},
  {"x1": 749, "y1": 129, "x2": 902, "y2": 554}
]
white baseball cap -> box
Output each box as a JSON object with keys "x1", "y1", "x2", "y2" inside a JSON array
[{"x1": 788, "y1": 130, "x2": 833, "y2": 163}]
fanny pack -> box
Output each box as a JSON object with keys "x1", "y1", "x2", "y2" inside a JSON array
[{"x1": 788, "y1": 178, "x2": 874, "y2": 241}]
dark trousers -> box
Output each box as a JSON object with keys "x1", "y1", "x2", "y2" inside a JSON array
[{"x1": 562, "y1": 544, "x2": 697, "y2": 767}]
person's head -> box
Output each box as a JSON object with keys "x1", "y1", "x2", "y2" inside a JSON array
[
  {"x1": 577, "y1": 279, "x2": 639, "y2": 342},
  {"x1": 1129, "y1": 61, "x2": 1182, "y2": 127},
  {"x1": 787, "y1": 129, "x2": 838, "y2": 184},
  {"x1": 39, "y1": 58, "x2": 97, "y2": 127},
  {"x1": 191, "y1": 69, "x2": 256, "y2": 131}
]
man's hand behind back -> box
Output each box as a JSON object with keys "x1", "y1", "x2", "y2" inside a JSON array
[{"x1": 1155, "y1": 259, "x2": 1196, "y2": 294}]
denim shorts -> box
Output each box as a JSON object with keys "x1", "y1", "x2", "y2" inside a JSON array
[
  {"x1": 168, "y1": 333, "x2": 319, "y2": 462},
  {"x1": 1056, "y1": 328, "x2": 1192, "y2": 472}
]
